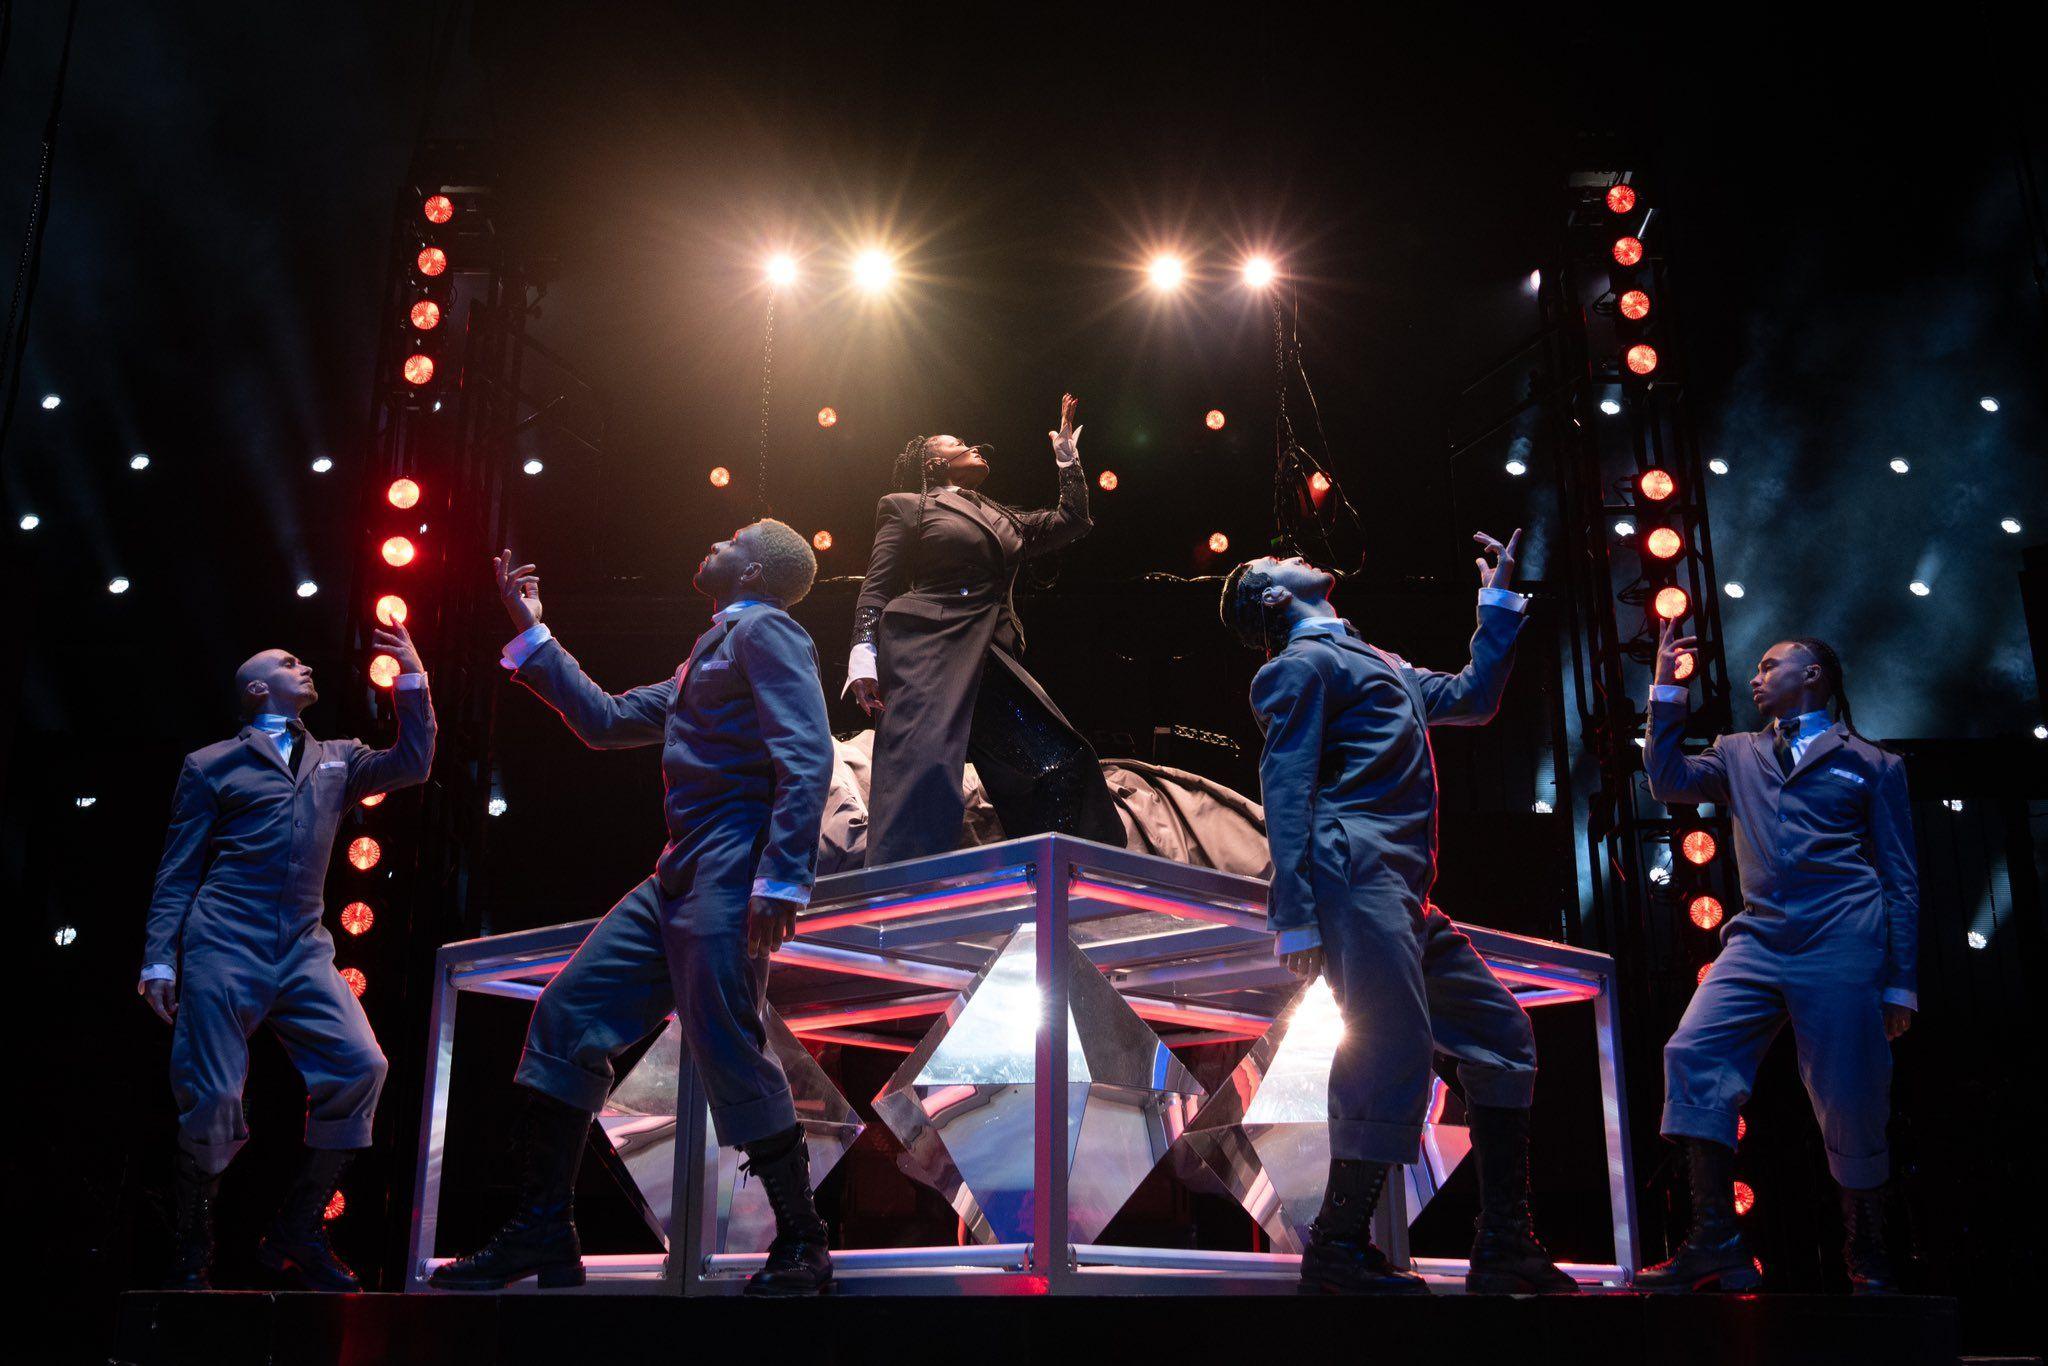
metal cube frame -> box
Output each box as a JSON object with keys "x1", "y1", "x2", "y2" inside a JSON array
[{"x1": 408, "y1": 833, "x2": 1638, "y2": 1294}]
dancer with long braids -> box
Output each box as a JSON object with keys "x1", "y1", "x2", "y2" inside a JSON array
[
  {"x1": 846, "y1": 393, "x2": 1125, "y2": 865},
  {"x1": 1636, "y1": 620, "x2": 1919, "y2": 1294}
]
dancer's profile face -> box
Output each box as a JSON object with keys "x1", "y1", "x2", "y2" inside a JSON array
[
  {"x1": 1750, "y1": 641, "x2": 1821, "y2": 721},
  {"x1": 1250, "y1": 555, "x2": 1335, "y2": 606},
  {"x1": 927, "y1": 434, "x2": 989, "y2": 488},
  {"x1": 693, "y1": 528, "x2": 757, "y2": 602},
  {"x1": 237, "y1": 648, "x2": 318, "y2": 715}
]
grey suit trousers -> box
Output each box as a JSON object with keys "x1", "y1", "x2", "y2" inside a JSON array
[{"x1": 514, "y1": 819, "x2": 797, "y2": 1147}]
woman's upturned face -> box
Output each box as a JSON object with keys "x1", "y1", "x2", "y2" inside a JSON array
[{"x1": 927, "y1": 434, "x2": 988, "y2": 488}]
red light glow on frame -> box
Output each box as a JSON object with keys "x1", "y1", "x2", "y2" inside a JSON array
[
  {"x1": 381, "y1": 536, "x2": 416, "y2": 567},
  {"x1": 416, "y1": 246, "x2": 447, "y2": 277},
  {"x1": 1626, "y1": 344, "x2": 1660, "y2": 376},
  {"x1": 340, "y1": 902, "x2": 375, "y2": 936},
  {"x1": 1673, "y1": 650, "x2": 1696, "y2": 681},
  {"x1": 1646, "y1": 527, "x2": 1683, "y2": 559},
  {"x1": 324, "y1": 1189, "x2": 347, "y2": 1221},
  {"x1": 340, "y1": 968, "x2": 368, "y2": 999},
  {"x1": 709, "y1": 467, "x2": 731, "y2": 488},
  {"x1": 1696, "y1": 962, "x2": 1713, "y2": 986},
  {"x1": 1688, "y1": 895, "x2": 1724, "y2": 930},
  {"x1": 1207, "y1": 532, "x2": 1230, "y2": 554},
  {"x1": 1606, "y1": 184, "x2": 1637, "y2": 215},
  {"x1": 1733, "y1": 1181, "x2": 1755, "y2": 1216},
  {"x1": 817, "y1": 407, "x2": 838, "y2": 427},
  {"x1": 1205, "y1": 409, "x2": 1226, "y2": 431},
  {"x1": 368, "y1": 654, "x2": 400, "y2": 689},
  {"x1": 1682, "y1": 830, "x2": 1719, "y2": 865},
  {"x1": 402, "y1": 354, "x2": 435, "y2": 386},
  {"x1": 1640, "y1": 469, "x2": 1676, "y2": 501},
  {"x1": 375, "y1": 594, "x2": 408, "y2": 626},
  {"x1": 347, "y1": 837, "x2": 381, "y2": 871},
  {"x1": 410, "y1": 299, "x2": 440, "y2": 331},
  {"x1": 423, "y1": 194, "x2": 454, "y2": 224},
  {"x1": 1097, "y1": 470, "x2": 1118, "y2": 492},
  {"x1": 359, "y1": 792, "x2": 386, "y2": 808},
  {"x1": 1612, "y1": 236, "x2": 1644, "y2": 267},
  {"x1": 811, "y1": 531, "x2": 833, "y2": 552},
  {"x1": 1654, "y1": 586, "x2": 1690, "y2": 620},
  {"x1": 386, "y1": 478, "x2": 421, "y2": 510},
  {"x1": 1619, "y1": 289, "x2": 1651, "y2": 320}
]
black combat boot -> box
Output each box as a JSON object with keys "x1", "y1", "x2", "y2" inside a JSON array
[
  {"x1": 1298, "y1": 1158, "x2": 1430, "y2": 1295},
  {"x1": 1841, "y1": 1184, "x2": 1897, "y2": 1295},
  {"x1": 431, "y1": 1090, "x2": 590, "y2": 1290},
  {"x1": 1464, "y1": 1104, "x2": 1580, "y2": 1294},
  {"x1": 256, "y1": 1147, "x2": 361, "y2": 1291},
  {"x1": 1634, "y1": 1139, "x2": 1760, "y2": 1292},
  {"x1": 741, "y1": 1125, "x2": 834, "y2": 1297},
  {"x1": 164, "y1": 1149, "x2": 220, "y2": 1291}
]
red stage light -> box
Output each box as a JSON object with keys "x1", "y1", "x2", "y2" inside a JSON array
[
  {"x1": 1696, "y1": 962, "x2": 1713, "y2": 986},
  {"x1": 1612, "y1": 236, "x2": 1644, "y2": 267},
  {"x1": 410, "y1": 299, "x2": 441, "y2": 331},
  {"x1": 1208, "y1": 532, "x2": 1230, "y2": 554},
  {"x1": 423, "y1": 194, "x2": 454, "y2": 224},
  {"x1": 1097, "y1": 470, "x2": 1118, "y2": 491},
  {"x1": 340, "y1": 902, "x2": 375, "y2": 936},
  {"x1": 386, "y1": 478, "x2": 421, "y2": 510},
  {"x1": 1646, "y1": 527, "x2": 1683, "y2": 559},
  {"x1": 812, "y1": 530, "x2": 833, "y2": 552},
  {"x1": 1682, "y1": 830, "x2": 1718, "y2": 865},
  {"x1": 1626, "y1": 344, "x2": 1660, "y2": 376},
  {"x1": 1654, "y1": 586, "x2": 1690, "y2": 620},
  {"x1": 417, "y1": 246, "x2": 447, "y2": 277},
  {"x1": 347, "y1": 836, "x2": 381, "y2": 871},
  {"x1": 324, "y1": 1189, "x2": 347, "y2": 1221},
  {"x1": 1688, "y1": 895, "x2": 1724, "y2": 930},
  {"x1": 709, "y1": 467, "x2": 731, "y2": 488},
  {"x1": 1640, "y1": 469, "x2": 1676, "y2": 501},
  {"x1": 1619, "y1": 289, "x2": 1651, "y2": 320},
  {"x1": 359, "y1": 792, "x2": 386, "y2": 808},
  {"x1": 1606, "y1": 184, "x2": 1637, "y2": 215},
  {"x1": 1205, "y1": 410, "x2": 1226, "y2": 431},
  {"x1": 381, "y1": 536, "x2": 416, "y2": 567},
  {"x1": 1737, "y1": 1116, "x2": 1748, "y2": 1142},
  {"x1": 402, "y1": 354, "x2": 434, "y2": 386},
  {"x1": 1733, "y1": 1181, "x2": 1755, "y2": 1216},
  {"x1": 817, "y1": 407, "x2": 838, "y2": 427},
  {"x1": 1310, "y1": 472, "x2": 1332, "y2": 494},
  {"x1": 340, "y1": 967, "x2": 368, "y2": 999},
  {"x1": 1674, "y1": 650, "x2": 1696, "y2": 681},
  {"x1": 375, "y1": 594, "x2": 408, "y2": 626},
  {"x1": 368, "y1": 653, "x2": 400, "y2": 689}
]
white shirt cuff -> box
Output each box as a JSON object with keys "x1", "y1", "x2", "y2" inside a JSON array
[
  {"x1": 751, "y1": 878, "x2": 811, "y2": 908},
  {"x1": 501, "y1": 623, "x2": 554, "y2": 671},
  {"x1": 1053, "y1": 436, "x2": 1079, "y2": 467},
  {"x1": 842, "y1": 641, "x2": 879, "y2": 698},
  {"x1": 1881, "y1": 987, "x2": 1918, "y2": 1011},
  {"x1": 394, "y1": 672, "x2": 427, "y2": 692},
  {"x1": 1650, "y1": 684, "x2": 1690, "y2": 704},
  {"x1": 1477, "y1": 586, "x2": 1528, "y2": 613},
  {"x1": 139, "y1": 964, "x2": 176, "y2": 985},
  {"x1": 1273, "y1": 924, "x2": 1323, "y2": 957}
]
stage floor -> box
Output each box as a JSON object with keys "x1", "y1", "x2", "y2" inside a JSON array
[{"x1": 114, "y1": 1289, "x2": 1960, "y2": 1366}]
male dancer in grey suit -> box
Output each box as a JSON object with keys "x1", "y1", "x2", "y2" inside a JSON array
[
  {"x1": 434, "y1": 520, "x2": 835, "y2": 1297},
  {"x1": 1636, "y1": 620, "x2": 1918, "y2": 1294},
  {"x1": 140, "y1": 622, "x2": 434, "y2": 1291},
  {"x1": 1220, "y1": 534, "x2": 1576, "y2": 1296}
]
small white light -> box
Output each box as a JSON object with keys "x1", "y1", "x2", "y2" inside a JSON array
[
  {"x1": 1942, "y1": 798, "x2": 1964, "y2": 812},
  {"x1": 74, "y1": 796, "x2": 97, "y2": 808},
  {"x1": 1967, "y1": 930, "x2": 1988, "y2": 950},
  {"x1": 1244, "y1": 256, "x2": 1278, "y2": 288},
  {"x1": 53, "y1": 926, "x2": 77, "y2": 947},
  {"x1": 295, "y1": 580, "x2": 319, "y2": 599},
  {"x1": 130, "y1": 453, "x2": 151, "y2": 471},
  {"x1": 311, "y1": 457, "x2": 334, "y2": 473},
  {"x1": 1708, "y1": 458, "x2": 1729, "y2": 475},
  {"x1": 1504, "y1": 458, "x2": 1528, "y2": 477},
  {"x1": 1634, "y1": 736, "x2": 1647, "y2": 749},
  {"x1": 853, "y1": 249, "x2": 896, "y2": 293},
  {"x1": 1909, "y1": 580, "x2": 1930, "y2": 597},
  {"x1": 1146, "y1": 254, "x2": 1186, "y2": 291},
  {"x1": 1526, "y1": 268, "x2": 1542, "y2": 292},
  {"x1": 766, "y1": 254, "x2": 799, "y2": 287},
  {"x1": 107, "y1": 576, "x2": 130, "y2": 594},
  {"x1": 432, "y1": 400, "x2": 444, "y2": 413},
  {"x1": 522, "y1": 459, "x2": 544, "y2": 476},
  {"x1": 487, "y1": 796, "x2": 509, "y2": 817},
  {"x1": 1599, "y1": 398, "x2": 1622, "y2": 415},
  {"x1": 17, "y1": 513, "x2": 39, "y2": 531},
  {"x1": 1614, "y1": 518, "x2": 1636, "y2": 536},
  {"x1": 40, "y1": 394, "x2": 59, "y2": 410},
  {"x1": 1980, "y1": 397, "x2": 1999, "y2": 413},
  {"x1": 1724, "y1": 581, "x2": 1745, "y2": 599},
  {"x1": 2001, "y1": 518, "x2": 2022, "y2": 534},
  {"x1": 1648, "y1": 864, "x2": 1671, "y2": 885},
  {"x1": 1532, "y1": 800, "x2": 1553, "y2": 814},
  {"x1": 2035, "y1": 724, "x2": 2048, "y2": 740},
  {"x1": 1889, "y1": 458, "x2": 1911, "y2": 474}
]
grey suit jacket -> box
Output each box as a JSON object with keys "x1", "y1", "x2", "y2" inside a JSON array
[
  {"x1": 143, "y1": 685, "x2": 437, "y2": 972},
  {"x1": 1251, "y1": 596, "x2": 1528, "y2": 953},
  {"x1": 512, "y1": 604, "x2": 833, "y2": 898},
  {"x1": 1645, "y1": 701, "x2": 1919, "y2": 997}
]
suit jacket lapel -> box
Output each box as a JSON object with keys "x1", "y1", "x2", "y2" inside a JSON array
[
  {"x1": 1786, "y1": 723, "x2": 1849, "y2": 783},
  {"x1": 240, "y1": 727, "x2": 293, "y2": 777},
  {"x1": 290, "y1": 727, "x2": 319, "y2": 788},
  {"x1": 935, "y1": 487, "x2": 1009, "y2": 558}
]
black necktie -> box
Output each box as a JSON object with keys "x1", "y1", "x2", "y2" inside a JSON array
[
  {"x1": 285, "y1": 723, "x2": 306, "y2": 774},
  {"x1": 1772, "y1": 724, "x2": 1794, "y2": 777}
]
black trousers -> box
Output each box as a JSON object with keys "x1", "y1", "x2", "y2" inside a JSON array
[{"x1": 964, "y1": 649, "x2": 1126, "y2": 849}]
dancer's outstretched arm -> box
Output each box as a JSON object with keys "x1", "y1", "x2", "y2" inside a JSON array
[{"x1": 493, "y1": 550, "x2": 673, "y2": 748}]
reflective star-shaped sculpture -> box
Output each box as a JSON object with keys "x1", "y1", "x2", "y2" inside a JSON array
[
  {"x1": 873, "y1": 924, "x2": 1207, "y2": 1244},
  {"x1": 597, "y1": 1006, "x2": 864, "y2": 1254},
  {"x1": 1173, "y1": 976, "x2": 1471, "y2": 1252}
]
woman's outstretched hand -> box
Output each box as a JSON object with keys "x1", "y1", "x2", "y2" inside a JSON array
[{"x1": 1048, "y1": 392, "x2": 1082, "y2": 463}]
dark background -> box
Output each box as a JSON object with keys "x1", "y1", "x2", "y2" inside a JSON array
[{"x1": 2, "y1": 2, "x2": 2043, "y2": 1356}]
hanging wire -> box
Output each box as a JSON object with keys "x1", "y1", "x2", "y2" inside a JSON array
[{"x1": 753, "y1": 294, "x2": 775, "y2": 515}]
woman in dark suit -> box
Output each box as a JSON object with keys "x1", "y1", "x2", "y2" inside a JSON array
[{"x1": 846, "y1": 394, "x2": 1125, "y2": 866}]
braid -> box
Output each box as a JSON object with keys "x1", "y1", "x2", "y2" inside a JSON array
[
  {"x1": 1789, "y1": 636, "x2": 1867, "y2": 741},
  {"x1": 1219, "y1": 562, "x2": 1286, "y2": 654}
]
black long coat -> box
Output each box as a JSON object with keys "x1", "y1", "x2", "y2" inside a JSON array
[{"x1": 854, "y1": 459, "x2": 1118, "y2": 864}]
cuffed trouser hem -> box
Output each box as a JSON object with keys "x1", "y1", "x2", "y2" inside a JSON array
[
  {"x1": 1460, "y1": 1064, "x2": 1536, "y2": 1110},
  {"x1": 304, "y1": 1116, "x2": 375, "y2": 1150},
  {"x1": 515, "y1": 1047, "x2": 610, "y2": 1115},
  {"x1": 177, "y1": 1133, "x2": 245, "y2": 1177},
  {"x1": 1661, "y1": 1099, "x2": 1739, "y2": 1150},
  {"x1": 1329, "y1": 1116, "x2": 1423, "y2": 1166},
  {"x1": 1827, "y1": 1147, "x2": 1890, "y2": 1189},
  {"x1": 712, "y1": 1088, "x2": 798, "y2": 1149}
]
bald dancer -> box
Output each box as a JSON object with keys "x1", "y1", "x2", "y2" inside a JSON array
[{"x1": 140, "y1": 625, "x2": 435, "y2": 1291}]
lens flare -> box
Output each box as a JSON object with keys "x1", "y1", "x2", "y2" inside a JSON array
[{"x1": 1147, "y1": 255, "x2": 1186, "y2": 291}]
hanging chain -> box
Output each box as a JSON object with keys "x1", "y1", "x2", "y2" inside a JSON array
[{"x1": 753, "y1": 295, "x2": 775, "y2": 516}]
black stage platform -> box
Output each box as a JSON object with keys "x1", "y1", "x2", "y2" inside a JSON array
[{"x1": 113, "y1": 1290, "x2": 1960, "y2": 1366}]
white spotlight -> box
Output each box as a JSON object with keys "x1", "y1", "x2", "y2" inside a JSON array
[
  {"x1": 17, "y1": 513, "x2": 39, "y2": 531},
  {"x1": 1648, "y1": 864, "x2": 1671, "y2": 885},
  {"x1": 1708, "y1": 458, "x2": 1729, "y2": 475},
  {"x1": 1527, "y1": 269, "x2": 1542, "y2": 292},
  {"x1": 487, "y1": 796, "x2": 509, "y2": 817},
  {"x1": 2001, "y1": 518, "x2": 2022, "y2": 534},
  {"x1": 53, "y1": 926, "x2": 77, "y2": 947},
  {"x1": 1599, "y1": 399, "x2": 1622, "y2": 415},
  {"x1": 852, "y1": 249, "x2": 895, "y2": 293},
  {"x1": 1531, "y1": 799, "x2": 1553, "y2": 814},
  {"x1": 2035, "y1": 724, "x2": 2047, "y2": 740},
  {"x1": 1146, "y1": 254, "x2": 1186, "y2": 291},
  {"x1": 311, "y1": 457, "x2": 334, "y2": 473},
  {"x1": 295, "y1": 580, "x2": 319, "y2": 599},
  {"x1": 1504, "y1": 458, "x2": 1528, "y2": 477},
  {"x1": 1980, "y1": 397, "x2": 1999, "y2": 412},
  {"x1": 129, "y1": 453, "x2": 151, "y2": 471},
  {"x1": 1724, "y1": 581, "x2": 1746, "y2": 598},
  {"x1": 1613, "y1": 518, "x2": 1636, "y2": 536},
  {"x1": 74, "y1": 796, "x2": 97, "y2": 808},
  {"x1": 1243, "y1": 256, "x2": 1277, "y2": 288},
  {"x1": 522, "y1": 458, "x2": 544, "y2": 476},
  {"x1": 1908, "y1": 580, "x2": 1930, "y2": 596},
  {"x1": 40, "y1": 394, "x2": 59, "y2": 410},
  {"x1": 107, "y1": 576, "x2": 130, "y2": 594},
  {"x1": 1888, "y1": 458, "x2": 1911, "y2": 474},
  {"x1": 1942, "y1": 798, "x2": 1964, "y2": 812},
  {"x1": 1966, "y1": 929, "x2": 1989, "y2": 950},
  {"x1": 766, "y1": 253, "x2": 799, "y2": 287}
]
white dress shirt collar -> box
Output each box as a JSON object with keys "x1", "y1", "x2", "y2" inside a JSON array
[{"x1": 1288, "y1": 614, "x2": 1352, "y2": 643}]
